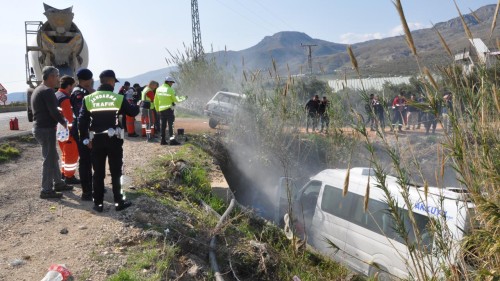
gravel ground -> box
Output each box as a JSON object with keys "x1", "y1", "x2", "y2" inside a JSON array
[{"x1": 0, "y1": 117, "x2": 214, "y2": 280}]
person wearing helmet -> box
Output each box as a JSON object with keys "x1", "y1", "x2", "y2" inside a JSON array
[{"x1": 154, "y1": 76, "x2": 186, "y2": 145}]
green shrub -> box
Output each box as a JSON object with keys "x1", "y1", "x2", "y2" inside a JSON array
[{"x1": 0, "y1": 143, "x2": 20, "y2": 163}]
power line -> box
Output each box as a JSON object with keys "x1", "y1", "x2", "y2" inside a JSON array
[
  {"x1": 252, "y1": 0, "x2": 297, "y2": 32},
  {"x1": 213, "y1": 0, "x2": 276, "y2": 35},
  {"x1": 233, "y1": 0, "x2": 287, "y2": 32}
]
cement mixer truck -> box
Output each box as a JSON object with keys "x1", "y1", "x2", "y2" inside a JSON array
[{"x1": 25, "y1": 3, "x2": 89, "y2": 121}]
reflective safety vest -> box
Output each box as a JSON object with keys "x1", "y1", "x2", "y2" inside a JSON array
[
  {"x1": 84, "y1": 90, "x2": 124, "y2": 112},
  {"x1": 154, "y1": 83, "x2": 186, "y2": 112},
  {"x1": 141, "y1": 86, "x2": 153, "y2": 102}
]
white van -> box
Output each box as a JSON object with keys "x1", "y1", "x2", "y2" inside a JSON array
[
  {"x1": 203, "y1": 91, "x2": 245, "y2": 129},
  {"x1": 276, "y1": 167, "x2": 475, "y2": 280}
]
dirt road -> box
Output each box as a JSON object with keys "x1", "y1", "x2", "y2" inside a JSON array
[{"x1": 0, "y1": 117, "x2": 215, "y2": 280}]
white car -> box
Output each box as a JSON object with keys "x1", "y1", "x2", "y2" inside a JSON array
[
  {"x1": 204, "y1": 91, "x2": 245, "y2": 129},
  {"x1": 275, "y1": 167, "x2": 475, "y2": 280}
]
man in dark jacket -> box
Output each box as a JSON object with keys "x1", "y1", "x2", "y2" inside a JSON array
[
  {"x1": 305, "y1": 95, "x2": 320, "y2": 133},
  {"x1": 318, "y1": 96, "x2": 330, "y2": 133},
  {"x1": 78, "y1": 70, "x2": 139, "y2": 212},
  {"x1": 70, "y1": 68, "x2": 95, "y2": 201},
  {"x1": 32, "y1": 66, "x2": 73, "y2": 199},
  {"x1": 371, "y1": 95, "x2": 385, "y2": 130},
  {"x1": 117, "y1": 81, "x2": 130, "y2": 132}
]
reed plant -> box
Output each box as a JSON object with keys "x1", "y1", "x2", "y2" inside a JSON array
[
  {"x1": 166, "y1": 45, "x2": 237, "y2": 113},
  {"x1": 337, "y1": 0, "x2": 500, "y2": 279}
]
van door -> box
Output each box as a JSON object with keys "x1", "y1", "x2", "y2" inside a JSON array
[
  {"x1": 282, "y1": 180, "x2": 322, "y2": 240},
  {"x1": 342, "y1": 194, "x2": 401, "y2": 276},
  {"x1": 308, "y1": 184, "x2": 352, "y2": 263}
]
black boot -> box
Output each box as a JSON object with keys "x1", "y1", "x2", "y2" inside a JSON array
[
  {"x1": 160, "y1": 137, "x2": 168, "y2": 145},
  {"x1": 169, "y1": 139, "x2": 181, "y2": 145}
]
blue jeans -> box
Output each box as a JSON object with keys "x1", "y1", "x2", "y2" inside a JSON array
[{"x1": 33, "y1": 127, "x2": 64, "y2": 192}]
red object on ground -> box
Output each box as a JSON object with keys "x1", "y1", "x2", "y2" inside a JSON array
[
  {"x1": 42, "y1": 264, "x2": 73, "y2": 280},
  {"x1": 9, "y1": 117, "x2": 19, "y2": 130}
]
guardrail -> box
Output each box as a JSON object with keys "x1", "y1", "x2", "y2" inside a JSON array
[{"x1": 0, "y1": 106, "x2": 25, "y2": 113}]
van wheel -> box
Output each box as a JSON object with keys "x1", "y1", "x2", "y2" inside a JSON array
[
  {"x1": 208, "y1": 118, "x2": 219, "y2": 129},
  {"x1": 369, "y1": 265, "x2": 392, "y2": 281}
]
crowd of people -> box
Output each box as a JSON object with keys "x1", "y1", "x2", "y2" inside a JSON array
[
  {"x1": 304, "y1": 90, "x2": 453, "y2": 135},
  {"x1": 370, "y1": 90, "x2": 453, "y2": 135},
  {"x1": 31, "y1": 66, "x2": 185, "y2": 212}
]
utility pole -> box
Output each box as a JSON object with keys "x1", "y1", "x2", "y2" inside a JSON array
[
  {"x1": 301, "y1": 43, "x2": 317, "y2": 75},
  {"x1": 191, "y1": 0, "x2": 204, "y2": 59}
]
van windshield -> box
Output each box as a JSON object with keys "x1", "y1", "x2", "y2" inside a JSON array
[
  {"x1": 296, "y1": 181, "x2": 321, "y2": 216},
  {"x1": 321, "y1": 185, "x2": 433, "y2": 249},
  {"x1": 214, "y1": 93, "x2": 242, "y2": 105}
]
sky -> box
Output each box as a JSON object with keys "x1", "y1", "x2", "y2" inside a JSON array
[{"x1": 0, "y1": 0, "x2": 497, "y2": 93}]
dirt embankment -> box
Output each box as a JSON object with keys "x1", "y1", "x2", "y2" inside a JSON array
[{"x1": 0, "y1": 117, "x2": 215, "y2": 281}]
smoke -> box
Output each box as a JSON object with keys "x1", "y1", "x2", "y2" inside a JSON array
[
  {"x1": 214, "y1": 77, "x2": 461, "y2": 224},
  {"x1": 216, "y1": 80, "x2": 328, "y2": 222}
]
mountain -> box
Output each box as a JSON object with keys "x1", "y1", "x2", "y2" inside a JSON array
[
  {"x1": 6, "y1": 92, "x2": 26, "y2": 104},
  {"x1": 209, "y1": 31, "x2": 346, "y2": 75},
  {"x1": 207, "y1": 4, "x2": 499, "y2": 77},
  {"x1": 120, "y1": 66, "x2": 177, "y2": 87},
  {"x1": 121, "y1": 4, "x2": 499, "y2": 83},
  {"x1": 344, "y1": 4, "x2": 500, "y2": 76}
]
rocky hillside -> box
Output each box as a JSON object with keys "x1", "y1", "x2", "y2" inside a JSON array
[{"x1": 207, "y1": 4, "x2": 499, "y2": 77}]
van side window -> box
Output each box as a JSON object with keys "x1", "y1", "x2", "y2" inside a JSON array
[
  {"x1": 322, "y1": 185, "x2": 433, "y2": 248},
  {"x1": 321, "y1": 185, "x2": 354, "y2": 220},
  {"x1": 214, "y1": 94, "x2": 228, "y2": 103},
  {"x1": 362, "y1": 198, "x2": 433, "y2": 247}
]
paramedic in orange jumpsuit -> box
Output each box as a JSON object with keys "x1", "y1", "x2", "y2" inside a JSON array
[{"x1": 55, "y1": 75, "x2": 80, "y2": 184}]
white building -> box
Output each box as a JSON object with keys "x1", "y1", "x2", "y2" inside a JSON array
[{"x1": 328, "y1": 76, "x2": 413, "y2": 92}]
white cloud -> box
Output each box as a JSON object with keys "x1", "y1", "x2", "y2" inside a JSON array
[
  {"x1": 389, "y1": 22, "x2": 431, "y2": 37},
  {"x1": 339, "y1": 32, "x2": 384, "y2": 44},
  {"x1": 340, "y1": 22, "x2": 431, "y2": 44}
]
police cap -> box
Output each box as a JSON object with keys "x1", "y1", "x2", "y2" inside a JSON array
[
  {"x1": 99, "y1": 70, "x2": 119, "y2": 82},
  {"x1": 76, "y1": 68, "x2": 93, "y2": 80}
]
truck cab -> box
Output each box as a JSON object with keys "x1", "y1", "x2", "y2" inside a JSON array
[{"x1": 25, "y1": 4, "x2": 89, "y2": 121}]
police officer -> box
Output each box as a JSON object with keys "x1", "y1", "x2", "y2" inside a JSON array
[
  {"x1": 71, "y1": 68, "x2": 95, "y2": 201},
  {"x1": 78, "y1": 70, "x2": 139, "y2": 212},
  {"x1": 154, "y1": 76, "x2": 186, "y2": 145}
]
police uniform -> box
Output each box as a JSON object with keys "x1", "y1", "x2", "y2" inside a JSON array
[
  {"x1": 79, "y1": 71, "x2": 139, "y2": 212},
  {"x1": 71, "y1": 73, "x2": 94, "y2": 200},
  {"x1": 154, "y1": 77, "x2": 186, "y2": 145}
]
